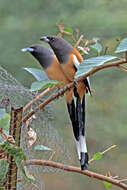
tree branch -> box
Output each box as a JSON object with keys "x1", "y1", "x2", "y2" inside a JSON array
[
  {"x1": 24, "y1": 159, "x2": 127, "y2": 189},
  {"x1": 23, "y1": 88, "x2": 51, "y2": 112},
  {"x1": 22, "y1": 59, "x2": 127, "y2": 123}
]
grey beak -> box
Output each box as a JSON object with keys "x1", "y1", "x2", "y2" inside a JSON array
[
  {"x1": 21, "y1": 47, "x2": 34, "y2": 52},
  {"x1": 40, "y1": 36, "x2": 49, "y2": 43}
]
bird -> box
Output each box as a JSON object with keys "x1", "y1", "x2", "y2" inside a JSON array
[
  {"x1": 21, "y1": 45, "x2": 81, "y2": 164},
  {"x1": 40, "y1": 36, "x2": 91, "y2": 170}
]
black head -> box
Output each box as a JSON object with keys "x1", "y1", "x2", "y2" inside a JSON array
[
  {"x1": 40, "y1": 36, "x2": 72, "y2": 63},
  {"x1": 21, "y1": 44, "x2": 54, "y2": 69}
]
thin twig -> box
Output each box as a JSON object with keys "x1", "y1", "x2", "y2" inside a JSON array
[
  {"x1": 89, "y1": 145, "x2": 117, "y2": 164},
  {"x1": 118, "y1": 65, "x2": 127, "y2": 72},
  {"x1": 104, "y1": 46, "x2": 109, "y2": 55},
  {"x1": 24, "y1": 159, "x2": 127, "y2": 189},
  {"x1": 48, "y1": 151, "x2": 56, "y2": 161},
  {"x1": 74, "y1": 35, "x2": 84, "y2": 48},
  {"x1": 102, "y1": 145, "x2": 117, "y2": 154},
  {"x1": 23, "y1": 88, "x2": 51, "y2": 112},
  {"x1": 119, "y1": 179, "x2": 127, "y2": 183}
]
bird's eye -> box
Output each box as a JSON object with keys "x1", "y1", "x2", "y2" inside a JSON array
[{"x1": 30, "y1": 45, "x2": 37, "y2": 50}]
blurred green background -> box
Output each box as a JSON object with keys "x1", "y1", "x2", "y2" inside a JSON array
[{"x1": 0, "y1": 0, "x2": 127, "y2": 189}]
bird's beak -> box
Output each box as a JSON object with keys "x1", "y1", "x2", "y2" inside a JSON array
[
  {"x1": 40, "y1": 36, "x2": 49, "y2": 43},
  {"x1": 21, "y1": 47, "x2": 34, "y2": 52}
]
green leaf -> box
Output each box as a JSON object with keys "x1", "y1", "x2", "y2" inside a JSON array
[
  {"x1": 0, "y1": 113, "x2": 10, "y2": 130},
  {"x1": 0, "y1": 141, "x2": 33, "y2": 184},
  {"x1": 0, "y1": 141, "x2": 10, "y2": 150},
  {"x1": 24, "y1": 68, "x2": 49, "y2": 81},
  {"x1": 0, "y1": 160, "x2": 9, "y2": 180},
  {"x1": 75, "y1": 55, "x2": 116, "y2": 79},
  {"x1": 0, "y1": 141, "x2": 26, "y2": 161},
  {"x1": 34, "y1": 144, "x2": 52, "y2": 151},
  {"x1": 0, "y1": 109, "x2": 6, "y2": 119},
  {"x1": 104, "y1": 181, "x2": 112, "y2": 190},
  {"x1": 93, "y1": 152, "x2": 102, "y2": 160},
  {"x1": 30, "y1": 80, "x2": 63, "y2": 91},
  {"x1": 115, "y1": 38, "x2": 127, "y2": 53},
  {"x1": 90, "y1": 42, "x2": 102, "y2": 53},
  {"x1": 63, "y1": 27, "x2": 73, "y2": 35},
  {"x1": 11, "y1": 147, "x2": 26, "y2": 161}
]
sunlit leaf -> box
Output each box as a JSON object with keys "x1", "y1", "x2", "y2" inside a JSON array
[
  {"x1": 24, "y1": 68, "x2": 49, "y2": 81},
  {"x1": 104, "y1": 181, "x2": 112, "y2": 190},
  {"x1": 90, "y1": 42, "x2": 102, "y2": 53},
  {"x1": 0, "y1": 160, "x2": 9, "y2": 179},
  {"x1": 34, "y1": 144, "x2": 52, "y2": 151},
  {"x1": 93, "y1": 152, "x2": 102, "y2": 160},
  {"x1": 75, "y1": 55, "x2": 116, "y2": 79},
  {"x1": 115, "y1": 38, "x2": 127, "y2": 53},
  {"x1": 0, "y1": 113, "x2": 10, "y2": 130},
  {"x1": 63, "y1": 27, "x2": 73, "y2": 35},
  {"x1": 30, "y1": 80, "x2": 63, "y2": 91},
  {"x1": 0, "y1": 109, "x2": 6, "y2": 119}
]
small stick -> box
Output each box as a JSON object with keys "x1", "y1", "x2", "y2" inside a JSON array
[{"x1": 74, "y1": 35, "x2": 84, "y2": 48}]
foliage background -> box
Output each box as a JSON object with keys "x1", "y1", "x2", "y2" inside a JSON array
[{"x1": 0, "y1": 0, "x2": 127, "y2": 189}]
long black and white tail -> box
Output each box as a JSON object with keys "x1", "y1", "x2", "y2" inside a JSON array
[
  {"x1": 76, "y1": 94, "x2": 88, "y2": 170},
  {"x1": 67, "y1": 92, "x2": 89, "y2": 170}
]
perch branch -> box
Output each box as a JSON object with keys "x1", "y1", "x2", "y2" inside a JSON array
[
  {"x1": 22, "y1": 59, "x2": 127, "y2": 123},
  {"x1": 25, "y1": 159, "x2": 127, "y2": 189}
]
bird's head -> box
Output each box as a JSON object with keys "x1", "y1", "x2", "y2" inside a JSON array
[
  {"x1": 21, "y1": 44, "x2": 49, "y2": 55},
  {"x1": 21, "y1": 44, "x2": 54, "y2": 69},
  {"x1": 40, "y1": 36, "x2": 72, "y2": 62}
]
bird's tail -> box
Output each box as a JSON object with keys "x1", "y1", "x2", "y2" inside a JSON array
[
  {"x1": 67, "y1": 99, "x2": 81, "y2": 160},
  {"x1": 76, "y1": 94, "x2": 88, "y2": 170}
]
